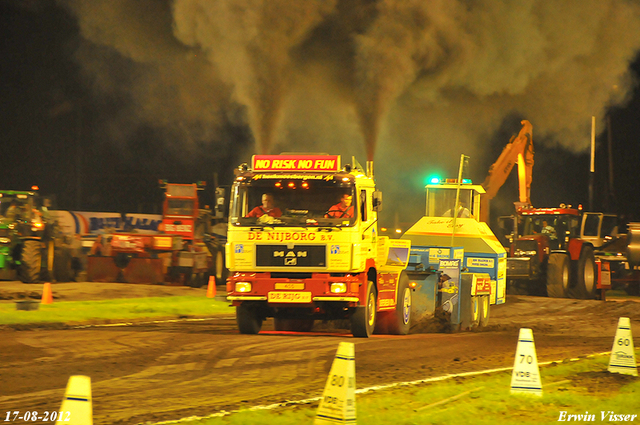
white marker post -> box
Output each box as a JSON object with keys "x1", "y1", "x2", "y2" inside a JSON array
[
  {"x1": 608, "y1": 317, "x2": 638, "y2": 376},
  {"x1": 57, "y1": 375, "x2": 93, "y2": 424},
  {"x1": 510, "y1": 328, "x2": 542, "y2": 396},
  {"x1": 315, "y1": 342, "x2": 356, "y2": 425}
]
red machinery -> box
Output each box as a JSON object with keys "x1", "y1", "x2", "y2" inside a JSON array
[{"x1": 87, "y1": 181, "x2": 226, "y2": 286}]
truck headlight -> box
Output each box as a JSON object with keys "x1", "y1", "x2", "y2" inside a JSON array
[
  {"x1": 330, "y1": 282, "x2": 347, "y2": 294},
  {"x1": 235, "y1": 282, "x2": 252, "y2": 293}
]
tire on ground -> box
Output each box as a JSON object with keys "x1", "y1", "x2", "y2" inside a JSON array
[
  {"x1": 386, "y1": 273, "x2": 412, "y2": 335},
  {"x1": 570, "y1": 245, "x2": 597, "y2": 299},
  {"x1": 236, "y1": 303, "x2": 263, "y2": 334},
  {"x1": 351, "y1": 281, "x2": 376, "y2": 338},
  {"x1": 19, "y1": 240, "x2": 41, "y2": 283},
  {"x1": 546, "y1": 253, "x2": 570, "y2": 298}
]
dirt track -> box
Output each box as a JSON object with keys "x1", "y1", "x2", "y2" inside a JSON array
[{"x1": 0, "y1": 282, "x2": 639, "y2": 424}]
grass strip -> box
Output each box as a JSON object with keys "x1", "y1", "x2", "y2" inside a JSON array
[{"x1": 0, "y1": 296, "x2": 233, "y2": 325}]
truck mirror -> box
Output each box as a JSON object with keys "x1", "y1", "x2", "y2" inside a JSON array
[{"x1": 373, "y1": 191, "x2": 383, "y2": 212}]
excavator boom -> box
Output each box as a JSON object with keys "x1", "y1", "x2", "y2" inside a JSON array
[{"x1": 480, "y1": 120, "x2": 534, "y2": 222}]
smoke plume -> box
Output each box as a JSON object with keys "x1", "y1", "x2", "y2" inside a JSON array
[{"x1": 59, "y1": 0, "x2": 640, "y2": 220}]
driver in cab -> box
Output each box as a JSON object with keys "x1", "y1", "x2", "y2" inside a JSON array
[{"x1": 247, "y1": 193, "x2": 282, "y2": 218}]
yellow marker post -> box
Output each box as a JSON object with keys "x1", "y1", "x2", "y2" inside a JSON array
[
  {"x1": 510, "y1": 328, "x2": 542, "y2": 396},
  {"x1": 315, "y1": 342, "x2": 356, "y2": 425},
  {"x1": 608, "y1": 317, "x2": 638, "y2": 376},
  {"x1": 57, "y1": 375, "x2": 93, "y2": 424}
]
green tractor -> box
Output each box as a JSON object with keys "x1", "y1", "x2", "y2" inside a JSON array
[{"x1": 0, "y1": 189, "x2": 76, "y2": 283}]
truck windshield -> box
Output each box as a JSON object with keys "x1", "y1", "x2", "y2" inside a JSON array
[
  {"x1": 166, "y1": 199, "x2": 195, "y2": 216},
  {"x1": 230, "y1": 177, "x2": 356, "y2": 227}
]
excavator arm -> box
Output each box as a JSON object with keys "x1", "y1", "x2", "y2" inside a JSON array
[{"x1": 480, "y1": 120, "x2": 534, "y2": 223}]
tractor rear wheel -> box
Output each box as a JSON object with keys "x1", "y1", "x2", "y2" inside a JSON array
[
  {"x1": 19, "y1": 241, "x2": 41, "y2": 283},
  {"x1": 546, "y1": 253, "x2": 570, "y2": 298}
]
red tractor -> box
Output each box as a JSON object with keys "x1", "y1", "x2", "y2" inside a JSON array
[{"x1": 500, "y1": 205, "x2": 603, "y2": 299}]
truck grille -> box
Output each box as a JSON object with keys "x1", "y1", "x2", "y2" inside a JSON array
[{"x1": 256, "y1": 245, "x2": 326, "y2": 267}]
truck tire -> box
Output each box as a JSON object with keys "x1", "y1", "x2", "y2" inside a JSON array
[
  {"x1": 54, "y1": 247, "x2": 74, "y2": 283},
  {"x1": 546, "y1": 253, "x2": 569, "y2": 298},
  {"x1": 236, "y1": 303, "x2": 263, "y2": 334},
  {"x1": 386, "y1": 273, "x2": 412, "y2": 335},
  {"x1": 570, "y1": 246, "x2": 597, "y2": 299},
  {"x1": 19, "y1": 240, "x2": 41, "y2": 283},
  {"x1": 351, "y1": 281, "x2": 376, "y2": 338}
]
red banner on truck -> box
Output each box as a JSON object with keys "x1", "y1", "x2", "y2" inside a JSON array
[{"x1": 252, "y1": 155, "x2": 341, "y2": 172}]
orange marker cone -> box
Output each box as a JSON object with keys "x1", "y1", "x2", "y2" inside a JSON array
[
  {"x1": 206, "y1": 276, "x2": 216, "y2": 298},
  {"x1": 41, "y1": 282, "x2": 53, "y2": 305}
]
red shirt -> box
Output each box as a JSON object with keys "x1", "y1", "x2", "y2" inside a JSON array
[
  {"x1": 247, "y1": 206, "x2": 282, "y2": 218},
  {"x1": 326, "y1": 203, "x2": 354, "y2": 218}
]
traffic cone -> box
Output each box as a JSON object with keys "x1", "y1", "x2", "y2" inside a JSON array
[
  {"x1": 206, "y1": 275, "x2": 216, "y2": 298},
  {"x1": 315, "y1": 342, "x2": 357, "y2": 425},
  {"x1": 608, "y1": 317, "x2": 638, "y2": 376},
  {"x1": 510, "y1": 328, "x2": 542, "y2": 396},
  {"x1": 58, "y1": 375, "x2": 93, "y2": 424},
  {"x1": 41, "y1": 282, "x2": 53, "y2": 305}
]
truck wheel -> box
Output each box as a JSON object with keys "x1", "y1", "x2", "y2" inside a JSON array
[
  {"x1": 479, "y1": 295, "x2": 490, "y2": 328},
  {"x1": 546, "y1": 253, "x2": 569, "y2": 298},
  {"x1": 54, "y1": 247, "x2": 74, "y2": 283},
  {"x1": 570, "y1": 246, "x2": 597, "y2": 299},
  {"x1": 19, "y1": 240, "x2": 41, "y2": 283},
  {"x1": 386, "y1": 273, "x2": 412, "y2": 335},
  {"x1": 351, "y1": 281, "x2": 376, "y2": 338},
  {"x1": 236, "y1": 303, "x2": 263, "y2": 334}
]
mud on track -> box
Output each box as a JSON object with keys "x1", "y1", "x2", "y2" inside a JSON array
[{"x1": 0, "y1": 282, "x2": 639, "y2": 424}]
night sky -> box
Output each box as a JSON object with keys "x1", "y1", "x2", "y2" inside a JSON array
[{"x1": 2, "y1": 1, "x2": 640, "y2": 229}]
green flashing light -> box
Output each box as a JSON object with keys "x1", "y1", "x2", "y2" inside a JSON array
[{"x1": 428, "y1": 176, "x2": 441, "y2": 184}]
